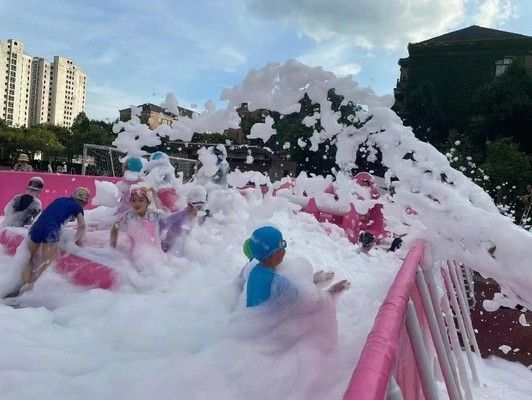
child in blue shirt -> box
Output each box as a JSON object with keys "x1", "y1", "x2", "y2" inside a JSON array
[
  {"x1": 14, "y1": 187, "x2": 91, "y2": 296},
  {"x1": 245, "y1": 226, "x2": 350, "y2": 308}
]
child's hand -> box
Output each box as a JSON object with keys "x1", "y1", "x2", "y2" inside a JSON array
[
  {"x1": 327, "y1": 280, "x2": 351, "y2": 295},
  {"x1": 313, "y1": 270, "x2": 335, "y2": 285}
]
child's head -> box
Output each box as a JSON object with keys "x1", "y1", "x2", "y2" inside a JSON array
[
  {"x1": 72, "y1": 187, "x2": 92, "y2": 207},
  {"x1": 186, "y1": 186, "x2": 207, "y2": 216},
  {"x1": 130, "y1": 188, "x2": 151, "y2": 214},
  {"x1": 27, "y1": 177, "x2": 44, "y2": 196},
  {"x1": 249, "y1": 226, "x2": 287, "y2": 267}
]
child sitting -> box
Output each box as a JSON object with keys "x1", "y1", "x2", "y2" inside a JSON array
[
  {"x1": 110, "y1": 187, "x2": 166, "y2": 256},
  {"x1": 0, "y1": 177, "x2": 44, "y2": 228},
  {"x1": 159, "y1": 185, "x2": 207, "y2": 253},
  {"x1": 15, "y1": 187, "x2": 91, "y2": 295},
  {"x1": 245, "y1": 226, "x2": 350, "y2": 308}
]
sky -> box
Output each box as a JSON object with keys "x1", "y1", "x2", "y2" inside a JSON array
[{"x1": 1, "y1": 0, "x2": 530, "y2": 121}]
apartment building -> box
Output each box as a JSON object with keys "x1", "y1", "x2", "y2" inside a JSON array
[
  {"x1": 0, "y1": 39, "x2": 33, "y2": 127},
  {"x1": 1, "y1": 39, "x2": 87, "y2": 128}
]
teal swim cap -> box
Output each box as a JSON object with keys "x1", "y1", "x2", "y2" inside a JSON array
[
  {"x1": 249, "y1": 226, "x2": 286, "y2": 261},
  {"x1": 126, "y1": 157, "x2": 143, "y2": 173}
]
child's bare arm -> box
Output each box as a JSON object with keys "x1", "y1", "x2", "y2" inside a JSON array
[
  {"x1": 75, "y1": 214, "x2": 86, "y2": 246},
  {"x1": 110, "y1": 226, "x2": 119, "y2": 248}
]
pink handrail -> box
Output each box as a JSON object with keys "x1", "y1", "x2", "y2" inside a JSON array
[{"x1": 343, "y1": 239, "x2": 426, "y2": 400}]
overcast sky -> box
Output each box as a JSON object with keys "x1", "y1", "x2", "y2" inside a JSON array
[{"x1": 1, "y1": 0, "x2": 530, "y2": 121}]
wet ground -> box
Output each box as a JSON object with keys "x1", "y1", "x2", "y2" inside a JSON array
[{"x1": 471, "y1": 274, "x2": 532, "y2": 367}]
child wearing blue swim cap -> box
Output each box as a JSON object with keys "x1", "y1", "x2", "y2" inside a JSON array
[{"x1": 245, "y1": 226, "x2": 350, "y2": 308}]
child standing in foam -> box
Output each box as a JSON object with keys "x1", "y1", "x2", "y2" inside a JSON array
[
  {"x1": 144, "y1": 151, "x2": 181, "y2": 212},
  {"x1": 159, "y1": 185, "x2": 207, "y2": 253},
  {"x1": 110, "y1": 187, "x2": 166, "y2": 264},
  {"x1": 116, "y1": 156, "x2": 145, "y2": 215},
  {"x1": 9, "y1": 187, "x2": 91, "y2": 296},
  {"x1": 245, "y1": 226, "x2": 350, "y2": 308},
  {"x1": 0, "y1": 177, "x2": 44, "y2": 229}
]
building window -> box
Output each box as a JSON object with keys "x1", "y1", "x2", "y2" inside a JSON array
[{"x1": 495, "y1": 56, "x2": 515, "y2": 76}]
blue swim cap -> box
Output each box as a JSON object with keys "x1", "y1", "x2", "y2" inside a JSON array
[
  {"x1": 249, "y1": 226, "x2": 286, "y2": 261},
  {"x1": 126, "y1": 157, "x2": 143, "y2": 173},
  {"x1": 151, "y1": 151, "x2": 166, "y2": 161}
]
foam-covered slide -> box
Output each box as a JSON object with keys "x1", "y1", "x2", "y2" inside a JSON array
[{"x1": 0, "y1": 228, "x2": 117, "y2": 290}]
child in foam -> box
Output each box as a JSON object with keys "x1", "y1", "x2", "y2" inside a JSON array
[
  {"x1": 159, "y1": 185, "x2": 207, "y2": 253},
  {"x1": 211, "y1": 145, "x2": 230, "y2": 188},
  {"x1": 245, "y1": 226, "x2": 350, "y2": 308},
  {"x1": 145, "y1": 151, "x2": 181, "y2": 212},
  {"x1": 0, "y1": 177, "x2": 44, "y2": 229},
  {"x1": 110, "y1": 187, "x2": 166, "y2": 259},
  {"x1": 116, "y1": 156, "x2": 145, "y2": 215},
  {"x1": 13, "y1": 187, "x2": 91, "y2": 295}
]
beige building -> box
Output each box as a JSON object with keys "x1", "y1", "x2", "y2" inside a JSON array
[
  {"x1": 0, "y1": 39, "x2": 33, "y2": 127},
  {"x1": 48, "y1": 56, "x2": 87, "y2": 127},
  {"x1": 1, "y1": 39, "x2": 87, "y2": 128}
]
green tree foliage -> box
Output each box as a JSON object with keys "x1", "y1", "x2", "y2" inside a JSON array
[
  {"x1": 0, "y1": 122, "x2": 64, "y2": 159},
  {"x1": 472, "y1": 64, "x2": 532, "y2": 152},
  {"x1": 481, "y1": 138, "x2": 532, "y2": 205},
  {"x1": 0, "y1": 113, "x2": 115, "y2": 164},
  {"x1": 402, "y1": 80, "x2": 447, "y2": 147}
]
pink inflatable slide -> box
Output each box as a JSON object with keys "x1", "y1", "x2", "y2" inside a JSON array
[{"x1": 0, "y1": 229, "x2": 117, "y2": 290}]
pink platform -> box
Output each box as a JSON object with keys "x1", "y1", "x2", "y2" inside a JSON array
[
  {"x1": 0, "y1": 171, "x2": 120, "y2": 214},
  {"x1": 0, "y1": 229, "x2": 117, "y2": 290}
]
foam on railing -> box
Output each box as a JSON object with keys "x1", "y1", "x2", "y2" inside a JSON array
[
  {"x1": 0, "y1": 171, "x2": 120, "y2": 215},
  {"x1": 343, "y1": 240, "x2": 426, "y2": 400}
]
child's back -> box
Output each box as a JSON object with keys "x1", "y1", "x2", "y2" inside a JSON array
[{"x1": 1, "y1": 194, "x2": 41, "y2": 228}]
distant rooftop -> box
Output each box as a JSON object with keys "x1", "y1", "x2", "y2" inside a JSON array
[
  {"x1": 414, "y1": 25, "x2": 531, "y2": 46},
  {"x1": 120, "y1": 103, "x2": 194, "y2": 118}
]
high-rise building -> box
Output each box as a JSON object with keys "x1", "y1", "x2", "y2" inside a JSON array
[
  {"x1": 49, "y1": 56, "x2": 87, "y2": 127},
  {"x1": 29, "y1": 57, "x2": 52, "y2": 125},
  {"x1": 0, "y1": 39, "x2": 33, "y2": 127},
  {"x1": 1, "y1": 39, "x2": 87, "y2": 128}
]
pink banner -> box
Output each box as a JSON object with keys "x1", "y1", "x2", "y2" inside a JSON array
[
  {"x1": 0, "y1": 171, "x2": 119, "y2": 215},
  {"x1": 343, "y1": 240, "x2": 426, "y2": 400}
]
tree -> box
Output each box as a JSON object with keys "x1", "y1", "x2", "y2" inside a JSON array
[
  {"x1": 472, "y1": 63, "x2": 532, "y2": 153},
  {"x1": 402, "y1": 80, "x2": 447, "y2": 147},
  {"x1": 481, "y1": 138, "x2": 532, "y2": 220}
]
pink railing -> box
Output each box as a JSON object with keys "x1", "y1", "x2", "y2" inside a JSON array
[
  {"x1": 344, "y1": 240, "x2": 480, "y2": 400},
  {"x1": 344, "y1": 240, "x2": 427, "y2": 400}
]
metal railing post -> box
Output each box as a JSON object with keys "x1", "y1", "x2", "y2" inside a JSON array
[
  {"x1": 443, "y1": 266, "x2": 480, "y2": 386},
  {"x1": 405, "y1": 300, "x2": 441, "y2": 400},
  {"x1": 81, "y1": 144, "x2": 87, "y2": 176},
  {"x1": 109, "y1": 149, "x2": 116, "y2": 177},
  {"x1": 451, "y1": 262, "x2": 481, "y2": 356},
  {"x1": 440, "y1": 269, "x2": 473, "y2": 400},
  {"x1": 387, "y1": 377, "x2": 404, "y2": 400},
  {"x1": 416, "y1": 269, "x2": 463, "y2": 400}
]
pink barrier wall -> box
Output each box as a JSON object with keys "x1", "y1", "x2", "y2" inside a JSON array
[
  {"x1": 0, "y1": 171, "x2": 119, "y2": 215},
  {"x1": 343, "y1": 240, "x2": 426, "y2": 400}
]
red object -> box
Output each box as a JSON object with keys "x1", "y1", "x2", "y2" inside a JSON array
[
  {"x1": 157, "y1": 187, "x2": 179, "y2": 212},
  {"x1": 341, "y1": 205, "x2": 361, "y2": 244},
  {"x1": 0, "y1": 171, "x2": 120, "y2": 214},
  {"x1": 343, "y1": 240, "x2": 427, "y2": 400},
  {"x1": 55, "y1": 253, "x2": 116, "y2": 289},
  {"x1": 0, "y1": 229, "x2": 23, "y2": 255},
  {"x1": 0, "y1": 229, "x2": 117, "y2": 290},
  {"x1": 302, "y1": 197, "x2": 320, "y2": 218}
]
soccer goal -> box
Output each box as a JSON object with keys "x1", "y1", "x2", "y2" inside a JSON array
[{"x1": 81, "y1": 144, "x2": 199, "y2": 179}]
